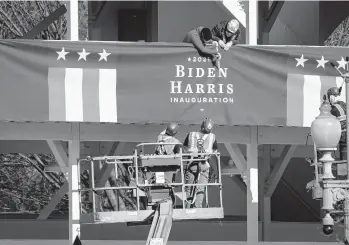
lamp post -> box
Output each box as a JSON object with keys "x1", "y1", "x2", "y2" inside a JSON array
[
  {"x1": 311, "y1": 99, "x2": 342, "y2": 179},
  {"x1": 343, "y1": 73, "x2": 349, "y2": 177},
  {"x1": 307, "y1": 58, "x2": 349, "y2": 243},
  {"x1": 310, "y1": 97, "x2": 345, "y2": 239},
  {"x1": 342, "y1": 72, "x2": 349, "y2": 244}
]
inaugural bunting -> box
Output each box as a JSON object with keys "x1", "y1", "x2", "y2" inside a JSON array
[
  {"x1": 47, "y1": 67, "x2": 117, "y2": 122},
  {"x1": 0, "y1": 39, "x2": 349, "y2": 127},
  {"x1": 286, "y1": 74, "x2": 345, "y2": 127}
]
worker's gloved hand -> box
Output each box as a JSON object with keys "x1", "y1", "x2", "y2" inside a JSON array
[
  {"x1": 223, "y1": 42, "x2": 232, "y2": 51},
  {"x1": 215, "y1": 53, "x2": 222, "y2": 60},
  {"x1": 212, "y1": 41, "x2": 219, "y2": 47},
  {"x1": 210, "y1": 53, "x2": 221, "y2": 69},
  {"x1": 218, "y1": 40, "x2": 226, "y2": 49}
]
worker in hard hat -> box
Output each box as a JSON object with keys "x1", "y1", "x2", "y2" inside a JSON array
[
  {"x1": 327, "y1": 86, "x2": 347, "y2": 160},
  {"x1": 155, "y1": 122, "x2": 181, "y2": 155},
  {"x1": 183, "y1": 118, "x2": 218, "y2": 208},
  {"x1": 132, "y1": 123, "x2": 182, "y2": 209},
  {"x1": 211, "y1": 19, "x2": 241, "y2": 51},
  {"x1": 183, "y1": 26, "x2": 221, "y2": 63}
]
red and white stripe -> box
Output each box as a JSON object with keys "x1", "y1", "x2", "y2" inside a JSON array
[
  {"x1": 65, "y1": 68, "x2": 84, "y2": 121},
  {"x1": 48, "y1": 67, "x2": 117, "y2": 122},
  {"x1": 287, "y1": 73, "x2": 346, "y2": 127},
  {"x1": 99, "y1": 69, "x2": 117, "y2": 123}
]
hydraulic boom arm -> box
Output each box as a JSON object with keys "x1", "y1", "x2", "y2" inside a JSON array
[{"x1": 146, "y1": 199, "x2": 173, "y2": 245}]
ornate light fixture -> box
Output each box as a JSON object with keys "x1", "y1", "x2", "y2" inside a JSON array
[
  {"x1": 308, "y1": 56, "x2": 349, "y2": 243},
  {"x1": 311, "y1": 97, "x2": 342, "y2": 179},
  {"x1": 309, "y1": 96, "x2": 342, "y2": 237}
]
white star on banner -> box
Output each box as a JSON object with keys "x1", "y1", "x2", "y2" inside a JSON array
[
  {"x1": 316, "y1": 56, "x2": 329, "y2": 69},
  {"x1": 98, "y1": 49, "x2": 111, "y2": 62},
  {"x1": 57, "y1": 47, "x2": 69, "y2": 60},
  {"x1": 295, "y1": 54, "x2": 308, "y2": 67},
  {"x1": 77, "y1": 48, "x2": 90, "y2": 61},
  {"x1": 337, "y1": 57, "x2": 347, "y2": 70}
]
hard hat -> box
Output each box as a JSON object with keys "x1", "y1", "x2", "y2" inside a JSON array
[
  {"x1": 166, "y1": 122, "x2": 179, "y2": 136},
  {"x1": 227, "y1": 19, "x2": 239, "y2": 33},
  {"x1": 327, "y1": 87, "x2": 341, "y2": 97},
  {"x1": 201, "y1": 118, "x2": 214, "y2": 134}
]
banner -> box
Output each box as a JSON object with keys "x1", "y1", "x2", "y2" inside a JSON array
[{"x1": 0, "y1": 39, "x2": 348, "y2": 127}]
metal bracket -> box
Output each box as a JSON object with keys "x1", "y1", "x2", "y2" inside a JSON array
[{"x1": 323, "y1": 180, "x2": 349, "y2": 188}]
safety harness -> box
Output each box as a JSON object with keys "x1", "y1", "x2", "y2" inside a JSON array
[{"x1": 185, "y1": 133, "x2": 216, "y2": 208}]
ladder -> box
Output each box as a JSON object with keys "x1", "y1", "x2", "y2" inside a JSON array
[{"x1": 146, "y1": 199, "x2": 173, "y2": 245}]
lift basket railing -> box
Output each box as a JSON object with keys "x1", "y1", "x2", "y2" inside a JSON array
[{"x1": 76, "y1": 142, "x2": 224, "y2": 224}]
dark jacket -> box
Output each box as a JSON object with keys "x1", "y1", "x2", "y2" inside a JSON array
[
  {"x1": 331, "y1": 101, "x2": 347, "y2": 144},
  {"x1": 211, "y1": 20, "x2": 240, "y2": 45},
  {"x1": 183, "y1": 26, "x2": 218, "y2": 56}
]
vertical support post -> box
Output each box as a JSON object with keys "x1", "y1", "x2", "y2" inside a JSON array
[
  {"x1": 245, "y1": 0, "x2": 249, "y2": 44},
  {"x1": 258, "y1": 1, "x2": 268, "y2": 45},
  {"x1": 69, "y1": 123, "x2": 81, "y2": 244},
  {"x1": 344, "y1": 200, "x2": 349, "y2": 243},
  {"x1": 246, "y1": 0, "x2": 258, "y2": 45},
  {"x1": 65, "y1": 0, "x2": 79, "y2": 41},
  {"x1": 66, "y1": 0, "x2": 80, "y2": 243},
  {"x1": 88, "y1": 163, "x2": 94, "y2": 204},
  {"x1": 346, "y1": 75, "x2": 349, "y2": 179},
  {"x1": 260, "y1": 145, "x2": 271, "y2": 241},
  {"x1": 261, "y1": 32, "x2": 269, "y2": 45},
  {"x1": 247, "y1": 126, "x2": 259, "y2": 243}
]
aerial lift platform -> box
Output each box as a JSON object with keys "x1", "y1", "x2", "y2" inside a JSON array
[{"x1": 76, "y1": 142, "x2": 223, "y2": 245}]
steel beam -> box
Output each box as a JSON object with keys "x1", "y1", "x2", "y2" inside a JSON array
[
  {"x1": 95, "y1": 142, "x2": 126, "y2": 187},
  {"x1": 47, "y1": 140, "x2": 69, "y2": 178},
  {"x1": 0, "y1": 122, "x2": 72, "y2": 140},
  {"x1": 80, "y1": 123, "x2": 251, "y2": 144},
  {"x1": 263, "y1": 1, "x2": 285, "y2": 33},
  {"x1": 0, "y1": 122, "x2": 316, "y2": 146},
  {"x1": 68, "y1": 123, "x2": 80, "y2": 244},
  {"x1": 260, "y1": 145, "x2": 271, "y2": 241},
  {"x1": 246, "y1": 0, "x2": 258, "y2": 45},
  {"x1": 65, "y1": 0, "x2": 79, "y2": 41},
  {"x1": 37, "y1": 181, "x2": 68, "y2": 220},
  {"x1": 258, "y1": 127, "x2": 312, "y2": 145},
  {"x1": 0, "y1": 140, "x2": 315, "y2": 158},
  {"x1": 20, "y1": 4, "x2": 67, "y2": 39},
  {"x1": 36, "y1": 140, "x2": 69, "y2": 220},
  {"x1": 224, "y1": 144, "x2": 247, "y2": 172},
  {"x1": 246, "y1": 126, "x2": 259, "y2": 243},
  {"x1": 265, "y1": 145, "x2": 297, "y2": 197}
]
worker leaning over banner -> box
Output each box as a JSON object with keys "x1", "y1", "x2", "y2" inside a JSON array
[
  {"x1": 183, "y1": 118, "x2": 218, "y2": 208},
  {"x1": 155, "y1": 122, "x2": 181, "y2": 155},
  {"x1": 327, "y1": 86, "x2": 347, "y2": 160},
  {"x1": 211, "y1": 19, "x2": 241, "y2": 51},
  {"x1": 183, "y1": 26, "x2": 221, "y2": 65}
]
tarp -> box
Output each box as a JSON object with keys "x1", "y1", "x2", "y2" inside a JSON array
[{"x1": 0, "y1": 39, "x2": 348, "y2": 127}]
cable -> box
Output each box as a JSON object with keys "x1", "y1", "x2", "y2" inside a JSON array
[{"x1": 305, "y1": 133, "x2": 311, "y2": 145}]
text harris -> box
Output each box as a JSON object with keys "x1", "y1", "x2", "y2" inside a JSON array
[{"x1": 169, "y1": 65, "x2": 234, "y2": 104}]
